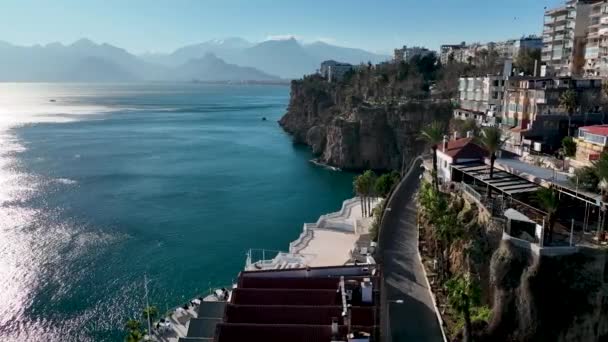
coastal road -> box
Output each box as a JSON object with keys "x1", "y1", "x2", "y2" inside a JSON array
[{"x1": 378, "y1": 157, "x2": 445, "y2": 342}]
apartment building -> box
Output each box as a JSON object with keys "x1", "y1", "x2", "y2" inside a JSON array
[
  {"x1": 542, "y1": 0, "x2": 596, "y2": 77},
  {"x1": 442, "y1": 37, "x2": 541, "y2": 67},
  {"x1": 393, "y1": 45, "x2": 433, "y2": 63},
  {"x1": 453, "y1": 75, "x2": 506, "y2": 125},
  {"x1": 440, "y1": 43, "x2": 466, "y2": 64},
  {"x1": 584, "y1": 1, "x2": 608, "y2": 76},
  {"x1": 319, "y1": 60, "x2": 353, "y2": 82},
  {"x1": 501, "y1": 76, "x2": 602, "y2": 154}
]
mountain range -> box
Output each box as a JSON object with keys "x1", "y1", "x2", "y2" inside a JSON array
[{"x1": 0, "y1": 38, "x2": 389, "y2": 82}]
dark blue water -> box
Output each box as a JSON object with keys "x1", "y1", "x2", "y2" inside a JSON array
[{"x1": 0, "y1": 83, "x2": 353, "y2": 341}]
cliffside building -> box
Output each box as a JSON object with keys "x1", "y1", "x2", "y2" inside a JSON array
[
  {"x1": 501, "y1": 76, "x2": 603, "y2": 155},
  {"x1": 393, "y1": 45, "x2": 433, "y2": 63},
  {"x1": 440, "y1": 43, "x2": 466, "y2": 64},
  {"x1": 441, "y1": 37, "x2": 541, "y2": 67},
  {"x1": 453, "y1": 75, "x2": 506, "y2": 125},
  {"x1": 542, "y1": 0, "x2": 598, "y2": 77},
  {"x1": 319, "y1": 60, "x2": 353, "y2": 82},
  {"x1": 573, "y1": 125, "x2": 608, "y2": 166},
  {"x1": 435, "y1": 137, "x2": 488, "y2": 183},
  {"x1": 583, "y1": 1, "x2": 608, "y2": 77}
]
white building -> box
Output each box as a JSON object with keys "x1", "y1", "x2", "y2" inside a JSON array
[
  {"x1": 435, "y1": 136, "x2": 488, "y2": 183},
  {"x1": 394, "y1": 46, "x2": 434, "y2": 63},
  {"x1": 542, "y1": 0, "x2": 595, "y2": 77},
  {"x1": 453, "y1": 75, "x2": 506, "y2": 125},
  {"x1": 319, "y1": 60, "x2": 353, "y2": 82}
]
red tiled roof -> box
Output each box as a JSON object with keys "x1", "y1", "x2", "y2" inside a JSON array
[
  {"x1": 436, "y1": 137, "x2": 487, "y2": 160},
  {"x1": 211, "y1": 266, "x2": 379, "y2": 342},
  {"x1": 224, "y1": 305, "x2": 374, "y2": 326},
  {"x1": 231, "y1": 288, "x2": 340, "y2": 306},
  {"x1": 580, "y1": 125, "x2": 608, "y2": 136},
  {"x1": 215, "y1": 323, "x2": 372, "y2": 342},
  {"x1": 238, "y1": 276, "x2": 377, "y2": 289}
]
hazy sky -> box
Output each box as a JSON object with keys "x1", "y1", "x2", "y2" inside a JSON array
[{"x1": 2, "y1": 0, "x2": 564, "y2": 54}]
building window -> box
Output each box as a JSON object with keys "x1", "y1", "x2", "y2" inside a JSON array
[{"x1": 444, "y1": 161, "x2": 448, "y2": 168}]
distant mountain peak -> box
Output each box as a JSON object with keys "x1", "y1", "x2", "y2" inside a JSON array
[{"x1": 71, "y1": 38, "x2": 96, "y2": 47}]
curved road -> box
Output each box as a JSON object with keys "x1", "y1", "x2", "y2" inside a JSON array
[{"x1": 378, "y1": 157, "x2": 444, "y2": 342}]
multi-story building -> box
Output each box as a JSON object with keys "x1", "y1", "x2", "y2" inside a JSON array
[
  {"x1": 443, "y1": 37, "x2": 541, "y2": 67},
  {"x1": 501, "y1": 76, "x2": 603, "y2": 154},
  {"x1": 453, "y1": 75, "x2": 506, "y2": 125},
  {"x1": 393, "y1": 46, "x2": 433, "y2": 63},
  {"x1": 584, "y1": 1, "x2": 608, "y2": 77},
  {"x1": 542, "y1": 0, "x2": 596, "y2": 77},
  {"x1": 573, "y1": 125, "x2": 608, "y2": 166},
  {"x1": 393, "y1": 48, "x2": 405, "y2": 63},
  {"x1": 513, "y1": 36, "x2": 544, "y2": 57},
  {"x1": 440, "y1": 43, "x2": 466, "y2": 64},
  {"x1": 319, "y1": 60, "x2": 353, "y2": 82}
]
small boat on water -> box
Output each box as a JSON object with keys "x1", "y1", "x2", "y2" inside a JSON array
[
  {"x1": 261, "y1": 116, "x2": 267, "y2": 121},
  {"x1": 49, "y1": 99, "x2": 56, "y2": 102}
]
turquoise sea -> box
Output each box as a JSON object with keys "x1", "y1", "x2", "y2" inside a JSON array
[{"x1": 0, "y1": 83, "x2": 354, "y2": 341}]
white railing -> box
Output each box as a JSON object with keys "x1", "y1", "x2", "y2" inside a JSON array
[{"x1": 461, "y1": 182, "x2": 483, "y2": 203}]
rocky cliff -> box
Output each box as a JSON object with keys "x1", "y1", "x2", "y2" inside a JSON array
[
  {"x1": 483, "y1": 242, "x2": 608, "y2": 342},
  {"x1": 279, "y1": 66, "x2": 453, "y2": 170},
  {"x1": 425, "y1": 193, "x2": 608, "y2": 341}
]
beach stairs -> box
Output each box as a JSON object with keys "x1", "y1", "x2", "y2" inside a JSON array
[
  {"x1": 246, "y1": 197, "x2": 382, "y2": 272},
  {"x1": 289, "y1": 197, "x2": 382, "y2": 254}
]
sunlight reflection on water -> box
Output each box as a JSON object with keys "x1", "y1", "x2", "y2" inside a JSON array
[{"x1": 0, "y1": 84, "x2": 124, "y2": 341}]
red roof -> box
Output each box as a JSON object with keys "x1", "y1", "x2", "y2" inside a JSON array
[
  {"x1": 436, "y1": 137, "x2": 487, "y2": 160},
  {"x1": 208, "y1": 266, "x2": 379, "y2": 342},
  {"x1": 580, "y1": 125, "x2": 608, "y2": 136}
]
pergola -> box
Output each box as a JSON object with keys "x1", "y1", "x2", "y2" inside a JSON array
[{"x1": 451, "y1": 162, "x2": 541, "y2": 196}]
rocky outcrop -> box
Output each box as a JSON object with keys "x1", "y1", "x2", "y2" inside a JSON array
[
  {"x1": 484, "y1": 242, "x2": 608, "y2": 342},
  {"x1": 279, "y1": 74, "x2": 453, "y2": 170}
]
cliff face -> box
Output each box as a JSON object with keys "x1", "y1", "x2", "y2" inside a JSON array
[
  {"x1": 279, "y1": 73, "x2": 453, "y2": 170},
  {"x1": 485, "y1": 242, "x2": 608, "y2": 342},
  {"x1": 430, "y1": 194, "x2": 608, "y2": 341}
]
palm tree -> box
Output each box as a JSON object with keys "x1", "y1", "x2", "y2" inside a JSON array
[
  {"x1": 125, "y1": 319, "x2": 143, "y2": 342},
  {"x1": 445, "y1": 274, "x2": 481, "y2": 342},
  {"x1": 534, "y1": 187, "x2": 560, "y2": 244},
  {"x1": 362, "y1": 170, "x2": 377, "y2": 216},
  {"x1": 354, "y1": 175, "x2": 367, "y2": 216},
  {"x1": 594, "y1": 152, "x2": 608, "y2": 202},
  {"x1": 559, "y1": 89, "x2": 577, "y2": 137},
  {"x1": 477, "y1": 126, "x2": 506, "y2": 198},
  {"x1": 419, "y1": 121, "x2": 446, "y2": 190}
]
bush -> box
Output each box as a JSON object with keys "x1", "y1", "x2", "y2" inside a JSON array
[
  {"x1": 569, "y1": 166, "x2": 599, "y2": 193},
  {"x1": 369, "y1": 200, "x2": 385, "y2": 242},
  {"x1": 562, "y1": 137, "x2": 577, "y2": 157}
]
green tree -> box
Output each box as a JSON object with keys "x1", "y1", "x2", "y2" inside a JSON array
[
  {"x1": 594, "y1": 152, "x2": 608, "y2": 201},
  {"x1": 142, "y1": 305, "x2": 158, "y2": 332},
  {"x1": 515, "y1": 48, "x2": 541, "y2": 76},
  {"x1": 477, "y1": 126, "x2": 506, "y2": 198},
  {"x1": 534, "y1": 187, "x2": 560, "y2": 244},
  {"x1": 354, "y1": 175, "x2": 367, "y2": 216},
  {"x1": 419, "y1": 121, "x2": 446, "y2": 190},
  {"x1": 374, "y1": 171, "x2": 400, "y2": 197},
  {"x1": 375, "y1": 173, "x2": 393, "y2": 197},
  {"x1": 570, "y1": 166, "x2": 600, "y2": 193},
  {"x1": 559, "y1": 90, "x2": 578, "y2": 136},
  {"x1": 362, "y1": 170, "x2": 377, "y2": 216},
  {"x1": 354, "y1": 171, "x2": 377, "y2": 217},
  {"x1": 561, "y1": 136, "x2": 577, "y2": 157},
  {"x1": 445, "y1": 274, "x2": 481, "y2": 342},
  {"x1": 125, "y1": 319, "x2": 143, "y2": 342}
]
